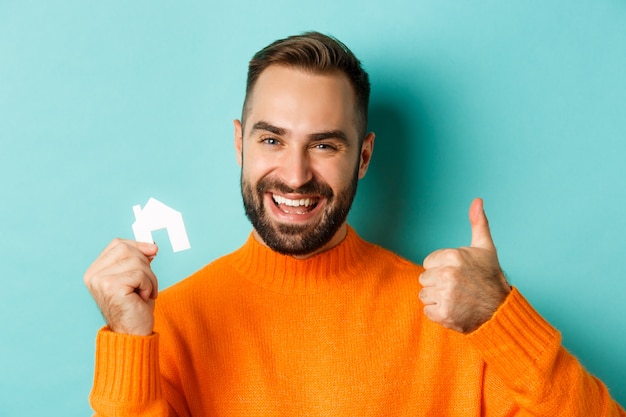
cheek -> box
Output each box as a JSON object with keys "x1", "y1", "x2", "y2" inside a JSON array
[
  {"x1": 242, "y1": 149, "x2": 273, "y2": 179},
  {"x1": 318, "y1": 160, "x2": 358, "y2": 191}
]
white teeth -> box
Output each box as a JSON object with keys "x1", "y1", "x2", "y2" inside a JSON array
[{"x1": 273, "y1": 195, "x2": 315, "y2": 207}]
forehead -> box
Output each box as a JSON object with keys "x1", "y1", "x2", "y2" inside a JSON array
[{"x1": 244, "y1": 65, "x2": 359, "y2": 138}]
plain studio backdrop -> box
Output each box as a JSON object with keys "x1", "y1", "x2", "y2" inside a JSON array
[{"x1": 1, "y1": 1, "x2": 625, "y2": 414}]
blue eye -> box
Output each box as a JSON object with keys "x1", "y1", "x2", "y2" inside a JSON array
[
  {"x1": 262, "y1": 137, "x2": 280, "y2": 145},
  {"x1": 313, "y1": 143, "x2": 336, "y2": 151}
]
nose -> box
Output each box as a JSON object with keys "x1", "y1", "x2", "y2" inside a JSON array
[{"x1": 278, "y1": 148, "x2": 313, "y2": 190}]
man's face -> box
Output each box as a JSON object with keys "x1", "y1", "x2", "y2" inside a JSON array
[{"x1": 234, "y1": 65, "x2": 374, "y2": 257}]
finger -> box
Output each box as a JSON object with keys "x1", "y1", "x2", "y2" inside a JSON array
[
  {"x1": 422, "y1": 252, "x2": 435, "y2": 270},
  {"x1": 101, "y1": 237, "x2": 156, "y2": 254},
  {"x1": 87, "y1": 239, "x2": 158, "y2": 277},
  {"x1": 418, "y1": 270, "x2": 435, "y2": 287},
  {"x1": 423, "y1": 304, "x2": 441, "y2": 324},
  {"x1": 111, "y1": 257, "x2": 160, "y2": 299},
  {"x1": 123, "y1": 259, "x2": 160, "y2": 300},
  {"x1": 103, "y1": 239, "x2": 158, "y2": 263},
  {"x1": 423, "y1": 248, "x2": 448, "y2": 269},
  {"x1": 423, "y1": 248, "x2": 464, "y2": 270},
  {"x1": 129, "y1": 270, "x2": 157, "y2": 302},
  {"x1": 88, "y1": 255, "x2": 159, "y2": 300},
  {"x1": 469, "y1": 198, "x2": 496, "y2": 252},
  {"x1": 100, "y1": 268, "x2": 157, "y2": 303},
  {"x1": 137, "y1": 241, "x2": 159, "y2": 258},
  {"x1": 418, "y1": 287, "x2": 436, "y2": 305}
]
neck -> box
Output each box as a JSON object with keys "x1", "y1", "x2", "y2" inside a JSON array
[{"x1": 252, "y1": 223, "x2": 348, "y2": 259}]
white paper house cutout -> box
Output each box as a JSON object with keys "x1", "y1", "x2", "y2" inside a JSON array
[{"x1": 132, "y1": 198, "x2": 191, "y2": 252}]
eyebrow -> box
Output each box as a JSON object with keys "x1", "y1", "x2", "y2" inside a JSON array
[
  {"x1": 251, "y1": 121, "x2": 350, "y2": 145},
  {"x1": 309, "y1": 130, "x2": 349, "y2": 144},
  {"x1": 250, "y1": 121, "x2": 286, "y2": 136}
]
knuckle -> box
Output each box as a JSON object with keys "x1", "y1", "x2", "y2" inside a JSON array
[
  {"x1": 122, "y1": 255, "x2": 143, "y2": 268},
  {"x1": 422, "y1": 253, "x2": 435, "y2": 268},
  {"x1": 439, "y1": 266, "x2": 459, "y2": 283},
  {"x1": 440, "y1": 249, "x2": 462, "y2": 265},
  {"x1": 129, "y1": 268, "x2": 149, "y2": 284},
  {"x1": 83, "y1": 271, "x2": 93, "y2": 286},
  {"x1": 424, "y1": 249, "x2": 445, "y2": 266},
  {"x1": 109, "y1": 239, "x2": 134, "y2": 257},
  {"x1": 98, "y1": 275, "x2": 119, "y2": 294},
  {"x1": 107, "y1": 238, "x2": 126, "y2": 254}
]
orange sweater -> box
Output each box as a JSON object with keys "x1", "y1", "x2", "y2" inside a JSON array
[{"x1": 90, "y1": 227, "x2": 625, "y2": 416}]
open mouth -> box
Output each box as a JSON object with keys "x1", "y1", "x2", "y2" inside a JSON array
[{"x1": 272, "y1": 194, "x2": 320, "y2": 215}]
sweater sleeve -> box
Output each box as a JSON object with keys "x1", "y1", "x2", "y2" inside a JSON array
[
  {"x1": 89, "y1": 327, "x2": 175, "y2": 417},
  {"x1": 467, "y1": 288, "x2": 625, "y2": 416}
]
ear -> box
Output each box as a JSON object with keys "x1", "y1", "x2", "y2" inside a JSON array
[
  {"x1": 234, "y1": 119, "x2": 243, "y2": 167},
  {"x1": 357, "y1": 132, "x2": 375, "y2": 179}
]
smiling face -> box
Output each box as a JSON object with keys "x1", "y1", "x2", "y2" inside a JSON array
[{"x1": 235, "y1": 65, "x2": 374, "y2": 257}]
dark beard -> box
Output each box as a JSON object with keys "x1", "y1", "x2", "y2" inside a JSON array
[{"x1": 241, "y1": 169, "x2": 359, "y2": 256}]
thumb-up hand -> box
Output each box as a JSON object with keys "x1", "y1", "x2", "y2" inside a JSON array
[{"x1": 418, "y1": 198, "x2": 511, "y2": 333}]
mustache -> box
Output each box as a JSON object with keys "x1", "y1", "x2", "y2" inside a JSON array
[{"x1": 256, "y1": 178, "x2": 334, "y2": 198}]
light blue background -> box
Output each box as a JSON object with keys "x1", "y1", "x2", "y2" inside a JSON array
[{"x1": 1, "y1": 1, "x2": 625, "y2": 415}]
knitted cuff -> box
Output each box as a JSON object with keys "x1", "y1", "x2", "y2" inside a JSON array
[
  {"x1": 90, "y1": 327, "x2": 161, "y2": 404},
  {"x1": 466, "y1": 288, "x2": 562, "y2": 388}
]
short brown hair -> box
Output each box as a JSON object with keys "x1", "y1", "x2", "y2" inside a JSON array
[{"x1": 242, "y1": 31, "x2": 370, "y2": 139}]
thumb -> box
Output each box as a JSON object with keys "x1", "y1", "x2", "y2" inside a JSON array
[
  {"x1": 469, "y1": 198, "x2": 496, "y2": 251},
  {"x1": 136, "y1": 241, "x2": 158, "y2": 257}
]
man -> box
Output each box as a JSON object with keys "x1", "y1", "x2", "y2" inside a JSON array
[{"x1": 84, "y1": 32, "x2": 625, "y2": 416}]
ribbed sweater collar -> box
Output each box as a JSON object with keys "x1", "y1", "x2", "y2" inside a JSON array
[{"x1": 229, "y1": 225, "x2": 369, "y2": 294}]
